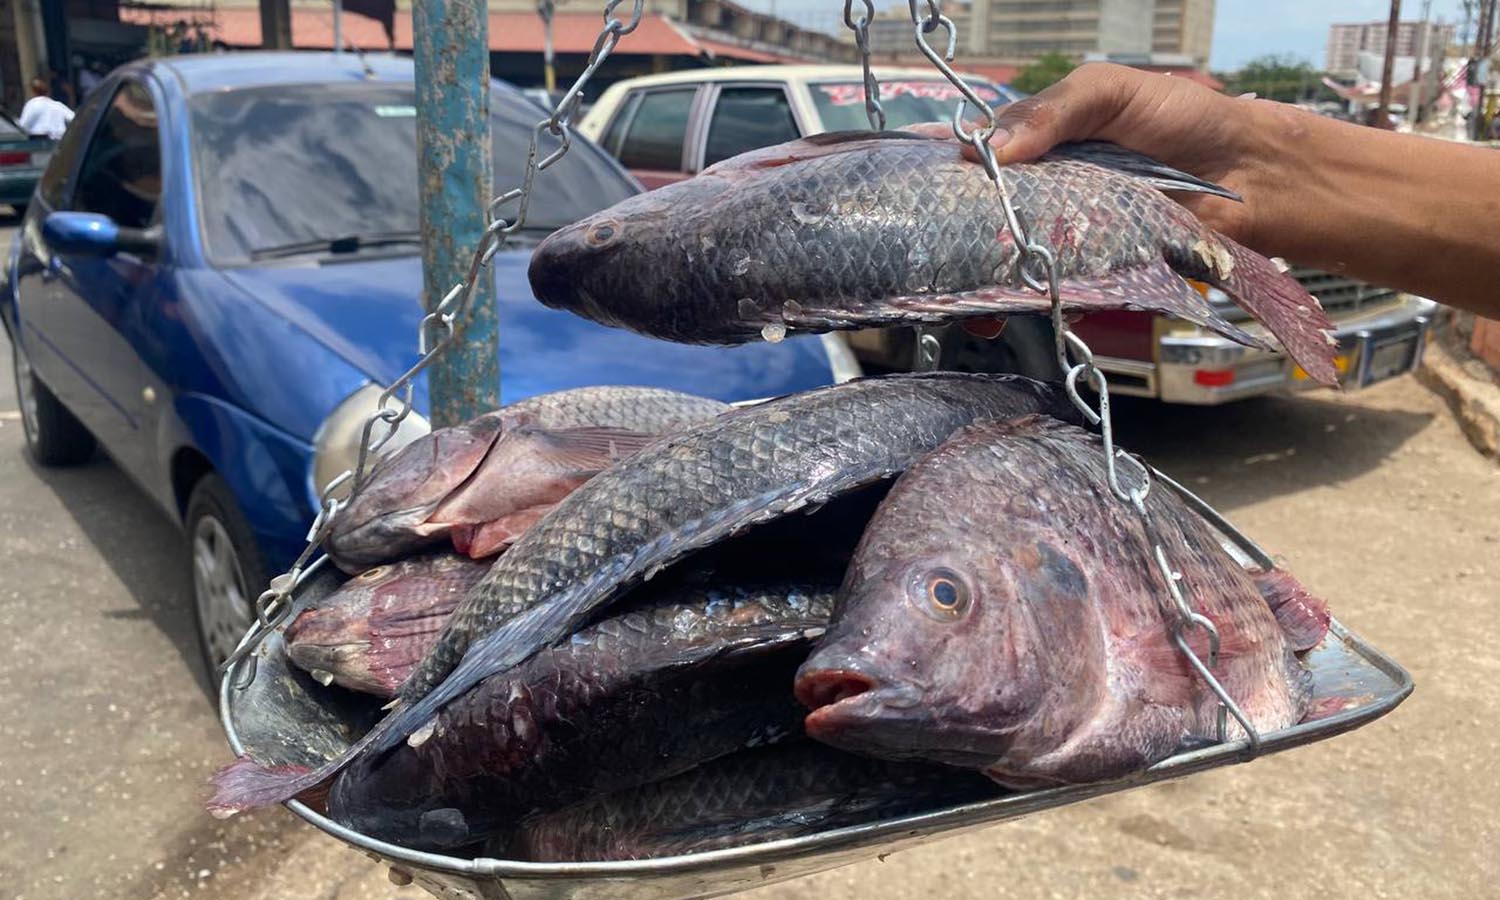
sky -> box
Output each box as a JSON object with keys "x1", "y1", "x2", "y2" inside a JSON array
[{"x1": 737, "y1": 0, "x2": 1479, "y2": 72}]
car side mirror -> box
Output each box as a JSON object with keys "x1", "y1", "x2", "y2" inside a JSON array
[{"x1": 42, "y1": 211, "x2": 161, "y2": 259}]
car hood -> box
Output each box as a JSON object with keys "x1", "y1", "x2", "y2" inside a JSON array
[{"x1": 217, "y1": 248, "x2": 834, "y2": 408}]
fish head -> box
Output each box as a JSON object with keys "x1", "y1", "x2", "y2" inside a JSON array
[
  {"x1": 323, "y1": 413, "x2": 507, "y2": 571},
  {"x1": 529, "y1": 173, "x2": 782, "y2": 343},
  {"x1": 795, "y1": 423, "x2": 1108, "y2": 772}
]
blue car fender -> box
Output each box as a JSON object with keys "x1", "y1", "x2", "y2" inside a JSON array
[{"x1": 168, "y1": 391, "x2": 318, "y2": 572}]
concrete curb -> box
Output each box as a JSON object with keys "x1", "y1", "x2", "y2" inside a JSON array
[{"x1": 1416, "y1": 341, "x2": 1500, "y2": 460}]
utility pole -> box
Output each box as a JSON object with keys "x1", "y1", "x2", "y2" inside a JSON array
[
  {"x1": 333, "y1": 0, "x2": 344, "y2": 54},
  {"x1": 1472, "y1": 0, "x2": 1494, "y2": 137},
  {"x1": 1409, "y1": 0, "x2": 1432, "y2": 122},
  {"x1": 414, "y1": 0, "x2": 499, "y2": 425},
  {"x1": 1375, "y1": 0, "x2": 1402, "y2": 127}
]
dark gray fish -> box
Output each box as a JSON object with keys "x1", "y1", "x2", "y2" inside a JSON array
[
  {"x1": 327, "y1": 581, "x2": 837, "y2": 850},
  {"x1": 527, "y1": 131, "x2": 1338, "y2": 385},
  {"x1": 284, "y1": 553, "x2": 491, "y2": 698},
  {"x1": 510, "y1": 742, "x2": 1000, "y2": 862},
  {"x1": 205, "y1": 374, "x2": 1077, "y2": 815},
  {"x1": 324, "y1": 386, "x2": 728, "y2": 571},
  {"x1": 796, "y1": 416, "x2": 1329, "y2": 787}
]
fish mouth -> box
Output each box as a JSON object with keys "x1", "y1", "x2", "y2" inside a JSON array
[{"x1": 797, "y1": 664, "x2": 1007, "y2": 770}]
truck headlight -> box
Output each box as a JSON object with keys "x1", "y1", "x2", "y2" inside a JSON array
[{"x1": 312, "y1": 384, "x2": 431, "y2": 498}]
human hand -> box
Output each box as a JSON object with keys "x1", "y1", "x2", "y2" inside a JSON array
[{"x1": 912, "y1": 63, "x2": 1286, "y2": 249}]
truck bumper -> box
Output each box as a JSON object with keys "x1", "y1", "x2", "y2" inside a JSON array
[{"x1": 1095, "y1": 295, "x2": 1438, "y2": 405}]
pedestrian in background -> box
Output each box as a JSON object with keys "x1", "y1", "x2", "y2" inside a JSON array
[{"x1": 18, "y1": 77, "x2": 73, "y2": 140}]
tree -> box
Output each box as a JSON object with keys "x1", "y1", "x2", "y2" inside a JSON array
[
  {"x1": 1221, "y1": 54, "x2": 1324, "y2": 103},
  {"x1": 1011, "y1": 52, "x2": 1076, "y2": 95}
]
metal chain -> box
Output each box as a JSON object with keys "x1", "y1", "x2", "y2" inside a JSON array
[
  {"x1": 843, "y1": 0, "x2": 886, "y2": 132},
  {"x1": 898, "y1": 1, "x2": 1260, "y2": 754},
  {"x1": 220, "y1": 0, "x2": 645, "y2": 689}
]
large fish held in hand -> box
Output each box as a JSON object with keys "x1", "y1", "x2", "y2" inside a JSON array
[
  {"x1": 796, "y1": 416, "x2": 1330, "y2": 787},
  {"x1": 324, "y1": 386, "x2": 728, "y2": 571},
  {"x1": 528, "y1": 132, "x2": 1338, "y2": 385}
]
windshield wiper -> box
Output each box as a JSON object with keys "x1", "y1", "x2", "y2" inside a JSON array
[{"x1": 250, "y1": 231, "x2": 422, "y2": 261}]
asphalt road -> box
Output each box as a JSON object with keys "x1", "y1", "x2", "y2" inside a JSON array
[{"x1": 0, "y1": 214, "x2": 1494, "y2": 900}]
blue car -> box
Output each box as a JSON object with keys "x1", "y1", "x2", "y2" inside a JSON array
[{"x1": 1, "y1": 52, "x2": 847, "y2": 673}]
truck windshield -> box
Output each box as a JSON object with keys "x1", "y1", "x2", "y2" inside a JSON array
[
  {"x1": 809, "y1": 80, "x2": 1016, "y2": 132},
  {"x1": 189, "y1": 82, "x2": 635, "y2": 264}
]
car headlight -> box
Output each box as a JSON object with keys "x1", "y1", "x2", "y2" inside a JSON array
[{"x1": 312, "y1": 383, "x2": 431, "y2": 498}]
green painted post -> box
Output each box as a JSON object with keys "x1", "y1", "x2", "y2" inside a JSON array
[{"x1": 414, "y1": 0, "x2": 499, "y2": 427}]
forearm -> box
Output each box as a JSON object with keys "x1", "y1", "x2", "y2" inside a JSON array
[{"x1": 1242, "y1": 102, "x2": 1500, "y2": 318}]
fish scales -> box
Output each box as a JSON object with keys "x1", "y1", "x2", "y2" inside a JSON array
[
  {"x1": 529, "y1": 133, "x2": 1338, "y2": 384},
  {"x1": 400, "y1": 374, "x2": 1079, "y2": 708},
  {"x1": 512, "y1": 742, "x2": 1000, "y2": 862},
  {"x1": 327, "y1": 582, "x2": 836, "y2": 850}
]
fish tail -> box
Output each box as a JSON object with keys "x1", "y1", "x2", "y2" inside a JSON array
[
  {"x1": 1199, "y1": 234, "x2": 1340, "y2": 386},
  {"x1": 205, "y1": 756, "x2": 319, "y2": 817},
  {"x1": 1250, "y1": 567, "x2": 1331, "y2": 653}
]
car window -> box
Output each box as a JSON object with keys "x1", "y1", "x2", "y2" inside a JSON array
[
  {"x1": 599, "y1": 92, "x2": 640, "y2": 157},
  {"x1": 809, "y1": 79, "x2": 1007, "y2": 132},
  {"x1": 189, "y1": 82, "x2": 637, "y2": 264},
  {"x1": 616, "y1": 89, "x2": 694, "y2": 171},
  {"x1": 703, "y1": 87, "x2": 799, "y2": 167},
  {"x1": 72, "y1": 81, "x2": 161, "y2": 229},
  {"x1": 0, "y1": 114, "x2": 22, "y2": 138},
  {"x1": 36, "y1": 86, "x2": 108, "y2": 208}
]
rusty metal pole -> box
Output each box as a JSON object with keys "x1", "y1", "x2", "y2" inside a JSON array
[
  {"x1": 414, "y1": 0, "x2": 498, "y2": 427},
  {"x1": 1375, "y1": 0, "x2": 1402, "y2": 127}
]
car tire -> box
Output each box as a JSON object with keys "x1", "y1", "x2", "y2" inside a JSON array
[
  {"x1": 186, "y1": 473, "x2": 270, "y2": 683},
  {"x1": 938, "y1": 318, "x2": 1063, "y2": 381},
  {"x1": 11, "y1": 335, "x2": 96, "y2": 466}
]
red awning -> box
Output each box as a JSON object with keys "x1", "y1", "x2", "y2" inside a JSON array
[
  {"x1": 120, "y1": 7, "x2": 712, "y2": 57},
  {"x1": 695, "y1": 37, "x2": 786, "y2": 64},
  {"x1": 954, "y1": 63, "x2": 1020, "y2": 86}
]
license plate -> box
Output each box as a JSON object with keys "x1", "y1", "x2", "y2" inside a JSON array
[
  {"x1": 1364, "y1": 337, "x2": 1417, "y2": 384},
  {"x1": 1292, "y1": 353, "x2": 1351, "y2": 382}
]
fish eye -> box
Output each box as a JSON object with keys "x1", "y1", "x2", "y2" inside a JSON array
[
  {"x1": 909, "y1": 567, "x2": 971, "y2": 620},
  {"x1": 586, "y1": 222, "x2": 619, "y2": 246}
]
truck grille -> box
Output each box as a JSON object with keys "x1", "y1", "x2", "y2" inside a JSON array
[{"x1": 1288, "y1": 267, "x2": 1400, "y2": 320}]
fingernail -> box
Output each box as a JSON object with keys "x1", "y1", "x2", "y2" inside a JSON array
[{"x1": 990, "y1": 126, "x2": 1012, "y2": 148}]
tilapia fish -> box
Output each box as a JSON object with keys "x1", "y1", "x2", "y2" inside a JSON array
[
  {"x1": 528, "y1": 132, "x2": 1338, "y2": 385},
  {"x1": 324, "y1": 386, "x2": 728, "y2": 571},
  {"x1": 284, "y1": 553, "x2": 491, "y2": 698},
  {"x1": 206, "y1": 374, "x2": 1077, "y2": 814},
  {"x1": 327, "y1": 581, "x2": 836, "y2": 850},
  {"x1": 796, "y1": 416, "x2": 1330, "y2": 787},
  {"x1": 511, "y1": 742, "x2": 1000, "y2": 862}
]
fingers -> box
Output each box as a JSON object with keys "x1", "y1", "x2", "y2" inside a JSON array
[
  {"x1": 988, "y1": 63, "x2": 1143, "y2": 163},
  {"x1": 961, "y1": 317, "x2": 1007, "y2": 339}
]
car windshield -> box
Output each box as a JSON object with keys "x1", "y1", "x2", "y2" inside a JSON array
[
  {"x1": 189, "y1": 83, "x2": 635, "y2": 264},
  {"x1": 809, "y1": 79, "x2": 1015, "y2": 132}
]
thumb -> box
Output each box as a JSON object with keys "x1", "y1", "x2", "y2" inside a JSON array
[{"x1": 967, "y1": 63, "x2": 1142, "y2": 164}]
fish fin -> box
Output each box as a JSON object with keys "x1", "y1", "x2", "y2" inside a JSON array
[
  {"x1": 1043, "y1": 142, "x2": 1242, "y2": 201},
  {"x1": 514, "y1": 425, "x2": 660, "y2": 476},
  {"x1": 1183, "y1": 234, "x2": 1339, "y2": 386},
  {"x1": 204, "y1": 712, "x2": 391, "y2": 814},
  {"x1": 452, "y1": 504, "x2": 557, "y2": 558},
  {"x1": 702, "y1": 130, "x2": 944, "y2": 176},
  {"x1": 884, "y1": 259, "x2": 1273, "y2": 351},
  {"x1": 1250, "y1": 567, "x2": 1331, "y2": 652}
]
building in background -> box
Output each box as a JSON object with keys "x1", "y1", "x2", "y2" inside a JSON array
[
  {"x1": 1327, "y1": 20, "x2": 1454, "y2": 78},
  {"x1": 868, "y1": 0, "x2": 1213, "y2": 71}
]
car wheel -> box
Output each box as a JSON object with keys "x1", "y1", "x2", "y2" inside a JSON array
[
  {"x1": 187, "y1": 473, "x2": 270, "y2": 680},
  {"x1": 11, "y1": 335, "x2": 96, "y2": 465}
]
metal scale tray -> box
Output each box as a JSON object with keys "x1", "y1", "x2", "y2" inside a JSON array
[{"x1": 222, "y1": 546, "x2": 1411, "y2": 900}]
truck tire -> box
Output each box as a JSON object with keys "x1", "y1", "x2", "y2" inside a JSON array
[
  {"x1": 11, "y1": 335, "x2": 96, "y2": 466},
  {"x1": 186, "y1": 473, "x2": 270, "y2": 683}
]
